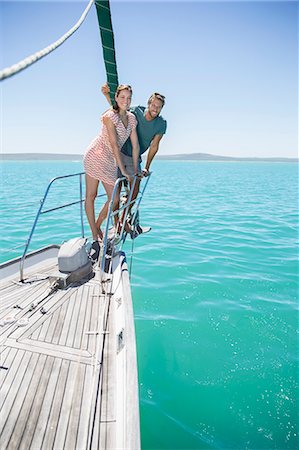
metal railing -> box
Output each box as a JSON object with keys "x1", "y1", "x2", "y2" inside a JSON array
[
  {"x1": 19, "y1": 172, "x2": 92, "y2": 281},
  {"x1": 101, "y1": 173, "x2": 152, "y2": 272},
  {"x1": 19, "y1": 171, "x2": 151, "y2": 281}
]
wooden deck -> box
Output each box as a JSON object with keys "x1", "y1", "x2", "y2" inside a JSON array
[{"x1": 0, "y1": 249, "x2": 140, "y2": 449}]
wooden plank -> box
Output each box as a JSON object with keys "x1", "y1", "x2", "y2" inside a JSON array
[
  {"x1": 47, "y1": 296, "x2": 72, "y2": 344},
  {"x1": 64, "y1": 363, "x2": 87, "y2": 449},
  {"x1": 58, "y1": 289, "x2": 77, "y2": 346},
  {"x1": 6, "y1": 353, "x2": 47, "y2": 450},
  {"x1": 55, "y1": 361, "x2": 86, "y2": 449},
  {"x1": 28, "y1": 357, "x2": 62, "y2": 450},
  {"x1": 52, "y1": 360, "x2": 81, "y2": 448},
  {"x1": 0, "y1": 285, "x2": 31, "y2": 316},
  {"x1": 17, "y1": 355, "x2": 55, "y2": 450},
  {"x1": 44, "y1": 301, "x2": 66, "y2": 344},
  {"x1": 51, "y1": 298, "x2": 69, "y2": 345},
  {"x1": 31, "y1": 325, "x2": 41, "y2": 340},
  {"x1": 99, "y1": 296, "x2": 117, "y2": 450},
  {"x1": 0, "y1": 347, "x2": 18, "y2": 388},
  {"x1": 99, "y1": 422, "x2": 116, "y2": 450},
  {"x1": 66, "y1": 289, "x2": 82, "y2": 348},
  {"x1": 84, "y1": 282, "x2": 109, "y2": 450},
  {"x1": 87, "y1": 285, "x2": 101, "y2": 362},
  {"x1": 0, "y1": 282, "x2": 50, "y2": 341},
  {"x1": 5, "y1": 338, "x2": 92, "y2": 365},
  {"x1": 85, "y1": 282, "x2": 107, "y2": 365},
  {"x1": 0, "y1": 280, "x2": 48, "y2": 316},
  {"x1": 73, "y1": 286, "x2": 89, "y2": 350},
  {"x1": 16, "y1": 289, "x2": 76, "y2": 342},
  {"x1": 87, "y1": 366, "x2": 103, "y2": 450},
  {"x1": 52, "y1": 285, "x2": 86, "y2": 347},
  {"x1": 34, "y1": 310, "x2": 52, "y2": 342},
  {"x1": 76, "y1": 364, "x2": 94, "y2": 450},
  {"x1": 100, "y1": 296, "x2": 116, "y2": 423},
  {"x1": 0, "y1": 352, "x2": 39, "y2": 449},
  {"x1": 38, "y1": 359, "x2": 70, "y2": 450},
  {"x1": 80, "y1": 285, "x2": 93, "y2": 352},
  {"x1": 0, "y1": 349, "x2": 26, "y2": 410}
]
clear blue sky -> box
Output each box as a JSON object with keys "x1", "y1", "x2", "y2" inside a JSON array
[{"x1": 1, "y1": 0, "x2": 298, "y2": 158}]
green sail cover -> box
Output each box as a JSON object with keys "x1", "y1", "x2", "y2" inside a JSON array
[{"x1": 95, "y1": 0, "x2": 119, "y2": 104}]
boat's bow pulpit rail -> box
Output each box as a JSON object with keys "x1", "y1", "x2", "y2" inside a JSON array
[{"x1": 0, "y1": 173, "x2": 151, "y2": 449}]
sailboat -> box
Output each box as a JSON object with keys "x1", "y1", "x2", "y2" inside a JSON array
[{"x1": 0, "y1": 1, "x2": 146, "y2": 448}]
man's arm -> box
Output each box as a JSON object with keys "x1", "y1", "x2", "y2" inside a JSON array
[
  {"x1": 130, "y1": 127, "x2": 140, "y2": 175},
  {"x1": 143, "y1": 134, "x2": 164, "y2": 174}
]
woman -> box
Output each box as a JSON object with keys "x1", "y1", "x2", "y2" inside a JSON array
[{"x1": 84, "y1": 84, "x2": 139, "y2": 253}]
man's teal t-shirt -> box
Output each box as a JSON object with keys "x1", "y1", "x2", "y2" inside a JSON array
[{"x1": 121, "y1": 106, "x2": 167, "y2": 158}]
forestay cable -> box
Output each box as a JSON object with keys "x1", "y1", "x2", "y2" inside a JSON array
[{"x1": 0, "y1": 0, "x2": 94, "y2": 81}]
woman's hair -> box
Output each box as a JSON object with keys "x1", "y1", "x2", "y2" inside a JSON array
[
  {"x1": 112, "y1": 84, "x2": 133, "y2": 112},
  {"x1": 148, "y1": 92, "x2": 165, "y2": 107}
]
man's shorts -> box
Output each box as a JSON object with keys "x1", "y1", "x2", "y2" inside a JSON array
[{"x1": 117, "y1": 153, "x2": 141, "y2": 178}]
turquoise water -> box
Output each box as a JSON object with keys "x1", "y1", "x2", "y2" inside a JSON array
[{"x1": 0, "y1": 160, "x2": 298, "y2": 449}]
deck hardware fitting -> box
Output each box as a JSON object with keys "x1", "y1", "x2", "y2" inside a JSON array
[
  {"x1": 101, "y1": 278, "x2": 112, "y2": 283},
  {"x1": 115, "y1": 297, "x2": 122, "y2": 307},
  {"x1": 117, "y1": 328, "x2": 125, "y2": 353},
  {"x1": 29, "y1": 301, "x2": 38, "y2": 311}
]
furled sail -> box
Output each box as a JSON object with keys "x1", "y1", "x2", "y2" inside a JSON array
[{"x1": 94, "y1": 0, "x2": 119, "y2": 104}]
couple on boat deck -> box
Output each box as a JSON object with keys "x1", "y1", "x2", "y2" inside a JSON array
[{"x1": 83, "y1": 83, "x2": 167, "y2": 254}]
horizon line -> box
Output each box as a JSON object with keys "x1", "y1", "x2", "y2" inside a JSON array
[{"x1": 1, "y1": 151, "x2": 298, "y2": 161}]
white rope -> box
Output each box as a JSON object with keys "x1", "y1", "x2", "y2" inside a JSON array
[{"x1": 0, "y1": 0, "x2": 94, "y2": 81}]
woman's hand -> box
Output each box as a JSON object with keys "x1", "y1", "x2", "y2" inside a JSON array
[
  {"x1": 101, "y1": 83, "x2": 112, "y2": 106},
  {"x1": 101, "y1": 83, "x2": 110, "y2": 95}
]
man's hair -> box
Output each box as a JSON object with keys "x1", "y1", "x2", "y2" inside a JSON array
[
  {"x1": 113, "y1": 84, "x2": 133, "y2": 112},
  {"x1": 148, "y1": 92, "x2": 165, "y2": 107}
]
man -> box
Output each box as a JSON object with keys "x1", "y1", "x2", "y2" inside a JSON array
[{"x1": 102, "y1": 84, "x2": 167, "y2": 236}]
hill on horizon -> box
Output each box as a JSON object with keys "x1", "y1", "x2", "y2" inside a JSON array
[{"x1": 0, "y1": 152, "x2": 297, "y2": 162}]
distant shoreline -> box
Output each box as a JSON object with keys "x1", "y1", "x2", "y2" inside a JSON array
[{"x1": 0, "y1": 152, "x2": 297, "y2": 163}]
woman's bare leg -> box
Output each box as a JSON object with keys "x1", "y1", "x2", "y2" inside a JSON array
[
  {"x1": 95, "y1": 201, "x2": 109, "y2": 236},
  {"x1": 85, "y1": 174, "x2": 101, "y2": 241},
  {"x1": 97, "y1": 181, "x2": 120, "y2": 235}
]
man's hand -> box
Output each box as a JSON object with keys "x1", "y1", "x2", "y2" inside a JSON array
[
  {"x1": 142, "y1": 168, "x2": 149, "y2": 177},
  {"x1": 134, "y1": 172, "x2": 144, "y2": 179}
]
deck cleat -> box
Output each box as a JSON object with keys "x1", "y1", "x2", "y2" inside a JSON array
[{"x1": 89, "y1": 240, "x2": 101, "y2": 263}]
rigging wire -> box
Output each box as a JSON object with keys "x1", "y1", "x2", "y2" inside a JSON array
[{"x1": 0, "y1": 0, "x2": 95, "y2": 81}]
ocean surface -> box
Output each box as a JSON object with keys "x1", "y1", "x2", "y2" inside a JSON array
[{"x1": 0, "y1": 160, "x2": 298, "y2": 450}]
